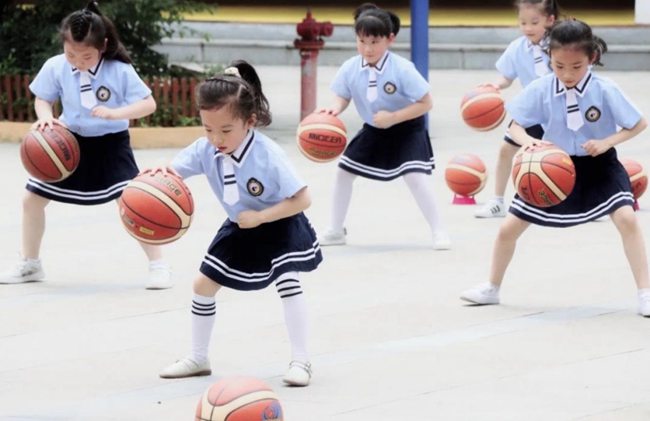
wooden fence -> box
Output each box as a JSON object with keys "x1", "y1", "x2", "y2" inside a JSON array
[{"x1": 0, "y1": 74, "x2": 202, "y2": 127}]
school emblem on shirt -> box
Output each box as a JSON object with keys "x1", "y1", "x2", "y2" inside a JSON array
[
  {"x1": 383, "y1": 82, "x2": 397, "y2": 95},
  {"x1": 247, "y1": 178, "x2": 264, "y2": 196},
  {"x1": 96, "y1": 86, "x2": 111, "y2": 102},
  {"x1": 585, "y1": 106, "x2": 601, "y2": 122}
]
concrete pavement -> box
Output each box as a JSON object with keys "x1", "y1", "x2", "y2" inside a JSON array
[{"x1": 1, "y1": 67, "x2": 650, "y2": 420}]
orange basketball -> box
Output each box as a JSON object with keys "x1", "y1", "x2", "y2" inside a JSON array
[
  {"x1": 460, "y1": 86, "x2": 506, "y2": 131},
  {"x1": 118, "y1": 172, "x2": 194, "y2": 244},
  {"x1": 512, "y1": 143, "x2": 576, "y2": 207},
  {"x1": 445, "y1": 153, "x2": 488, "y2": 196},
  {"x1": 620, "y1": 158, "x2": 647, "y2": 199},
  {"x1": 296, "y1": 112, "x2": 347, "y2": 163},
  {"x1": 20, "y1": 125, "x2": 80, "y2": 182},
  {"x1": 195, "y1": 376, "x2": 283, "y2": 421}
]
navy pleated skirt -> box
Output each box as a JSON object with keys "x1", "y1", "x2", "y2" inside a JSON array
[
  {"x1": 200, "y1": 212, "x2": 323, "y2": 291},
  {"x1": 338, "y1": 116, "x2": 435, "y2": 181},
  {"x1": 509, "y1": 148, "x2": 634, "y2": 227},
  {"x1": 25, "y1": 130, "x2": 137, "y2": 205}
]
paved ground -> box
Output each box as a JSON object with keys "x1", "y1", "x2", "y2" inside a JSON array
[{"x1": 1, "y1": 67, "x2": 650, "y2": 420}]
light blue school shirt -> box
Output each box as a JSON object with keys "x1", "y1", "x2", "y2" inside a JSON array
[
  {"x1": 496, "y1": 36, "x2": 550, "y2": 88},
  {"x1": 171, "y1": 129, "x2": 306, "y2": 223},
  {"x1": 330, "y1": 51, "x2": 431, "y2": 126},
  {"x1": 29, "y1": 54, "x2": 151, "y2": 137},
  {"x1": 506, "y1": 71, "x2": 643, "y2": 156}
]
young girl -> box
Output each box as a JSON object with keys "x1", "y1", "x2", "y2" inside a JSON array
[
  {"x1": 0, "y1": 1, "x2": 171, "y2": 289},
  {"x1": 474, "y1": 0, "x2": 557, "y2": 219},
  {"x1": 461, "y1": 20, "x2": 650, "y2": 317},
  {"x1": 318, "y1": 3, "x2": 450, "y2": 249},
  {"x1": 158, "y1": 61, "x2": 322, "y2": 386}
]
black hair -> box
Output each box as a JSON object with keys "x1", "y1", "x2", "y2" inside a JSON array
[
  {"x1": 197, "y1": 60, "x2": 272, "y2": 127},
  {"x1": 59, "y1": 1, "x2": 131, "y2": 64},
  {"x1": 548, "y1": 19, "x2": 608, "y2": 66},
  {"x1": 354, "y1": 3, "x2": 400, "y2": 38},
  {"x1": 515, "y1": 0, "x2": 560, "y2": 18}
]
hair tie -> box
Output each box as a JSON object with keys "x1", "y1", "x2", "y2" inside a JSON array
[{"x1": 224, "y1": 67, "x2": 241, "y2": 78}]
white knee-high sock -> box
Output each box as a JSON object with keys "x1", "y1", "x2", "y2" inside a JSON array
[
  {"x1": 275, "y1": 272, "x2": 309, "y2": 363},
  {"x1": 403, "y1": 172, "x2": 444, "y2": 232},
  {"x1": 190, "y1": 293, "x2": 216, "y2": 364},
  {"x1": 329, "y1": 169, "x2": 357, "y2": 231}
]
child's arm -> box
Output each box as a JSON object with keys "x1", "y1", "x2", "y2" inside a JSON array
[
  {"x1": 91, "y1": 95, "x2": 157, "y2": 120},
  {"x1": 319, "y1": 95, "x2": 350, "y2": 116},
  {"x1": 508, "y1": 121, "x2": 543, "y2": 147},
  {"x1": 582, "y1": 118, "x2": 648, "y2": 157},
  {"x1": 373, "y1": 92, "x2": 432, "y2": 129},
  {"x1": 32, "y1": 97, "x2": 64, "y2": 130},
  {"x1": 237, "y1": 186, "x2": 311, "y2": 229}
]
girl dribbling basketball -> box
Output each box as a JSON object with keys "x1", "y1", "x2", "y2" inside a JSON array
[
  {"x1": 157, "y1": 60, "x2": 322, "y2": 386},
  {"x1": 0, "y1": 1, "x2": 171, "y2": 289},
  {"x1": 461, "y1": 20, "x2": 650, "y2": 317},
  {"x1": 317, "y1": 3, "x2": 450, "y2": 249},
  {"x1": 474, "y1": 0, "x2": 558, "y2": 219}
]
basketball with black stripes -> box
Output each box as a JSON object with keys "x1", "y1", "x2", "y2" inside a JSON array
[
  {"x1": 444, "y1": 153, "x2": 488, "y2": 196},
  {"x1": 512, "y1": 143, "x2": 576, "y2": 207},
  {"x1": 20, "y1": 126, "x2": 80, "y2": 182},
  {"x1": 118, "y1": 172, "x2": 194, "y2": 244},
  {"x1": 620, "y1": 158, "x2": 647, "y2": 199},
  {"x1": 460, "y1": 86, "x2": 506, "y2": 131},
  {"x1": 195, "y1": 376, "x2": 283, "y2": 421},
  {"x1": 296, "y1": 112, "x2": 347, "y2": 163}
]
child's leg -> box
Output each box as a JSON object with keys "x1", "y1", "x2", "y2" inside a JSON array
[
  {"x1": 475, "y1": 142, "x2": 519, "y2": 218},
  {"x1": 403, "y1": 172, "x2": 447, "y2": 235},
  {"x1": 275, "y1": 271, "x2": 312, "y2": 386},
  {"x1": 22, "y1": 191, "x2": 50, "y2": 259},
  {"x1": 610, "y1": 206, "x2": 650, "y2": 289},
  {"x1": 329, "y1": 168, "x2": 357, "y2": 232},
  {"x1": 488, "y1": 214, "x2": 531, "y2": 286},
  {"x1": 159, "y1": 274, "x2": 219, "y2": 378}
]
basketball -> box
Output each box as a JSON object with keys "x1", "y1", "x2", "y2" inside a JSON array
[
  {"x1": 620, "y1": 158, "x2": 648, "y2": 199},
  {"x1": 511, "y1": 143, "x2": 576, "y2": 207},
  {"x1": 296, "y1": 112, "x2": 347, "y2": 163},
  {"x1": 460, "y1": 86, "x2": 506, "y2": 131},
  {"x1": 444, "y1": 153, "x2": 488, "y2": 196},
  {"x1": 118, "y1": 172, "x2": 194, "y2": 244},
  {"x1": 195, "y1": 376, "x2": 283, "y2": 421},
  {"x1": 20, "y1": 125, "x2": 80, "y2": 182}
]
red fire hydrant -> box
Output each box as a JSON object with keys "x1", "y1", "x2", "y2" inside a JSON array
[{"x1": 294, "y1": 10, "x2": 333, "y2": 120}]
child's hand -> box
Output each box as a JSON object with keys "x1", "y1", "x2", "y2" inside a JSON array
[
  {"x1": 139, "y1": 166, "x2": 181, "y2": 177},
  {"x1": 317, "y1": 108, "x2": 340, "y2": 116},
  {"x1": 372, "y1": 110, "x2": 396, "y2": 129},
  {"x1": 237, "y1": 210, "x2": 264, "y2": 229},
  {"x1": 31, "y1": 118, "x2": 66, "y2": 131},
  {"x1": 91, "y1": 106, "x2": 118, "y2": 119},
  {"x1": 581, "y1": 139, "x2": 611, "y2": 157},
  {"x1": 477, "y1": 82, "x2": 501, "y2": 91}
]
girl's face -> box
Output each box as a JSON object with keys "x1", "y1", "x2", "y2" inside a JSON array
[
  {"x1": 518, "y1": 4, "x2": 555, "y2": 44},
  {"x1": 550, "y1": 46, "x2": 594, "y2": 88},
  {"x1": 63, "y1": 40, "x2": 103, "y2": 71},
  {"x1": 200, "y1": 105, "x2": 255, "y2": 155},
  {"x1": 356, "y1": 33, "x2": 395, "y2": 65}
]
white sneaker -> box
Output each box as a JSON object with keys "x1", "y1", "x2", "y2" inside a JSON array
[
  {"x1": 638, "y1": 290, "x2": 650, "y2": 317},
  {"x1": 145, "y1": 261, "x2": 172, "y2": 290},
  {"x1": 474, "y1": 199, "x2": 507, "y2": 218},
  {"x1": 318, "y1": 228, "x2": 346, "y2": 246},
  {"x1": 282, "y1": 361, "x2": 312, "y2": 387},
  {"x1": 460, "y1": 282, "x2": 500, "y2": 305},
  {"x1": 432, "y1": 230, "x2": 451, "y2": 250},
  {"x1": 0, "y1": 258, "x2": 45, "y2": 284},
  {"x1": 159, "y1": 357, "x2": 211, "y2": 379}
]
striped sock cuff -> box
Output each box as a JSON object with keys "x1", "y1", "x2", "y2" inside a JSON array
[
  {"x1": 192, "y1": 294, "x2": 216, "y2": 316},
  {"x1": 275, "y1": 278, "x2": 303, "y2": 299}
]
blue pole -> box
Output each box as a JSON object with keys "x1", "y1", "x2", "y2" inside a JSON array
[{"x1": 411, "y1": 0, "x2": 430, "y2": 128}]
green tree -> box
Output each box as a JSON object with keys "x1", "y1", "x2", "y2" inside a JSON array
[{"x1": 0, "y1": 0, "x2": 211, "y2": 76}]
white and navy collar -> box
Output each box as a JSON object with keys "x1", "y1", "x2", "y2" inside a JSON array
[
  {"x1": 360, "y1": 51, "x2": 390, "y2": 75},
  {"x1": 213, "y1": 129, "x2": 255, "y2": 167},
  {"x1": 526, "y1": 35, "x2": 549, "y2": 50},
  {"x1": 554, "y1": 71, "x2": 592, "y2": 98},
  {"x1": 71, "y1": 56, "x2": 105, "y2": 79}
]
